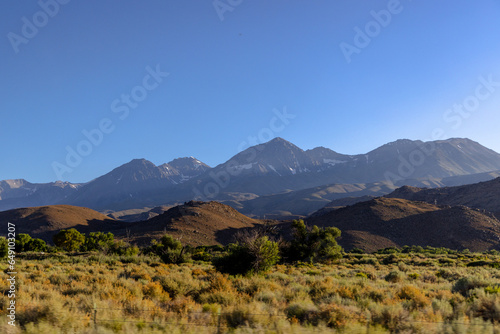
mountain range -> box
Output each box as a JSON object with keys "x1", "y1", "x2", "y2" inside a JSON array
[
  {"x1": 2, "y1": 137, "x2": 500, "y2": 216},
  {"x1": 3, "y1": 185, "x2": 500, "y2": 252}
]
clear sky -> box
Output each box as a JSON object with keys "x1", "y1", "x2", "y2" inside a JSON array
[{"x1": 1, "y1": 0, "x2": 500, "y2": 183}]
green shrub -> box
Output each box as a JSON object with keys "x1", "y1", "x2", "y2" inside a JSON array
[
  {"x1": 385, "y1": 270, "x2": 404, "y2": 283},
  {"x1": 435, "y1": 269, "x2": 461, "y2": 281},
  {"x1": 148, "y1": 234, "x2": 190, "y2": 264},
  {"x1": 31, "y1": 238, "x2": 47, "y2": 252},
  {"x1": 213, "y1": 235, "x2": 280, "y2": 275},
  {"x1": 108, "y1": 240, "x2": 139, "y2": 256},
  {"x1": 285, "y1": 302, "x2": 319, "y2": 324},
  {"x1": 471, "y1": 295, "x2": 500, "y2": 322},
  {"x1": 438, "y1": 258, "x2": 455, "y2": 265},
  {"x1": 213, "y1": 244, "x2": 253, "y2": 275},
  {"x1": 14, "y1": 233, "x2": 48, "y2": 252},
  {"x1": 247, "y1": 235, "x2": 280, "y2": 272},
  {"x1": 15, "y1": 233, "x2": 32, "y2": 252},
  {"x1": 382, "y1": 254, "x2": 400, "y2": 265},
  {"x1": 82, "y1": 232, "x2": 114, "y2": 252},
  {"x1": 191, "y1": 249, "x2": 212, "y2": 262},
  {"x1": 376, "y1": 247, "x2": 401, "y2": 254},
  {"x1": 52, "y1": 229, "x2": 85, "y2": 251},
  {"x1": 452, "y1": 277, "x2": 490, "y2": 297},
  {"x1": 484, "y1": 285, "x2": 500, "y2": 294},
  {"x1": 0, "y1": 237, "x2": 8, "y2": 258},
  {"x1": 350, "y1": 248, "x2": 364, "y2": 254},
  {"x1": 408, "y1": 273, "x2": 419, "y2": 280},
  {"x1": 356, "y1": 272, "x2": 368, "y2": 279},
  {"x1": 284, "y1": 219, "x2": 342, "y2": 263},
  {"x1": 467, "y1": 260, "x2": 490, "y2": 267},
  {"x1": 354, "y1": 257, "x2": 378, "y2": 265}
]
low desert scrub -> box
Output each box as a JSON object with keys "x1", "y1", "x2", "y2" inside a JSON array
[{"x1": 2, "y1": 251, "x2": 500, "y2": 333}]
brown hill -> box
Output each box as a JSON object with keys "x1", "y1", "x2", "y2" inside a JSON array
[
  {"x1": 0, "y1": 201, "x2": 265, "y2": 247},
  {"x1": 0, "y1": 205, "x2": 123, "y2": 242},
  {"x1": 385, "y1": 177, "x2": 500, "y2": 218},
  {"x1": 118, "y1": 201, "x2": 263, "y2": 246},
  {"x1": 306, "y1": 197, "x2": 500, "y2": 252}
]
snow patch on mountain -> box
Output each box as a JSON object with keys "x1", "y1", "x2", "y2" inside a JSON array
[
  {"x1": 323, "y1": 159, "x2": 347, "y2": 166},
  {"x1": 268, "y1": 164, "x2": 281, "y2": 176}
]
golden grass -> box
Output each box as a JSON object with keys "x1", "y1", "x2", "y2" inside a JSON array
[{"x1": 1, "y1": 252, "x2": 500, "y2": 333}]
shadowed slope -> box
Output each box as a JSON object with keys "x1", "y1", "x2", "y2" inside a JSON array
[
  {"x1": 121, "y1": 201, "x2": 262, "y2": 246},
  {"x1": 0, "y1": 205, "x2": 123, "y2": 242},
  {"x1": 307, "y1": 197, "x2": 500, "y2": 252}
]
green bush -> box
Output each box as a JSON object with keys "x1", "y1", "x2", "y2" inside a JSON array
[
  {"x1": 15, "y1": 233, "x2": 32, "y2": 252},
  {"x1": 385, "y1": 270, "x2": 404, "y2": 283},
  {"x1": 81, "y1": 232, "x2": 114, "y2": 252},
  {"x1": 356, "y1": 272, "x2": 368, "y2": 279},
  {"x1": 377, "y1": 247, "x2": 401, "y2": 254},
  {"x1": 350, "y1": 248, "x2": 365, "y2": 254},
  {"x1": 466, "y1": 260, "x2": 490, "y2": 267},
  {"x1": 485, "y1": 285, "x2": 500, "y2": 294},
  {"x1": 27, "y1": 238, "x2": 48, "y2": 252},
  {"x1": 214, "y1": 235, "x2": 280, "y2": 275},
  {"x1": 382, "y1": 254, "x2": 400, "y2": 265},
  {"x1": 285, "y1": 219, "x2": 342, "y2": 263},
  {"x1": 0, "y1": 237, "x2": 8, "y2": 258},
  {"x1": 52, "y1": 229, "x2": 85, "y2": 252},
  {"x1": 148, "y1": 234, "x2": 190, "y2": 264},
  {"x1": 285, "y1": 302, "x2": 319, "y2": 324},
  {"x1": 110, "y1": 240, "x2": 139, "y2": 256},
  {"x1": 452, "y1": 277, "x2": 490, "y2": 297},
  {"x1": 15, "y1": 233, "x2": 47, "y2": 252},
  {"x1": 408, "y1": 273, "x2": 420, "y2": 280},
  {"x1": 247, "y1": 235, "x2": 280, "y2": 272},
  {"x1": 191, "y1": 248, "x2": 212, "y2": 262},
  {"x1": 213, "y1": 244, "x2": 254, "y2": 275}
]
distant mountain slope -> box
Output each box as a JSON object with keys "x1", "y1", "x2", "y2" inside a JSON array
[
  {"x1": 316, "y1": 138, "x2": 500, "y2": 184},
  {"x1": 2, "y1": 137, "x2": 500, "y2": 213},
  {"x1": 119, "y1": 201, "x2": 262, "y2": 246},
  {"x1": 228, "y1": 169, "x2": 500, "y2": 220},
  {"x1": 161, "y1": 157, "x2": 210, "y2": 182},
  {"x1": 385, "y1": 177, "x2": 500, "y2": 218},
  {"x1": 64, "y1": 159, "x2": 173, "y2": 210},
  {"x1": 309, "y1": 195, "x2": 378, "y2": 218},
  {"x1": 189, "y1": 137, "x2": 500, "y2": 199},
  {"x1": 228, "y1": 181, "x2": 397, "y2": 219},
  {"x1": 0, "y1": 180, "x2": 80, "y2": 211},
  {"x1": 306, "y1": 197, "x2": 500, "y2": 252},
  {"x1": 294, "y1": 171, "x2": 500, "y2": 219},
  {"x1": 0, "y1": 205, "x2": 122, "y2": 242},
  {"x1": 64, "y1": 157, "x2": 210, "y2": 211},
  {"x1": 220, "y1": 137, "x2": 354, "y2": 177}
]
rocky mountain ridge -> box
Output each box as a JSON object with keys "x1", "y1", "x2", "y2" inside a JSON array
[{"x1": 2, "y1": 137, "x2": 500, "y2": 213}]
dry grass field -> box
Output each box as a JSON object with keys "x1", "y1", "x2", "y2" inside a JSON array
[{"x1": 1, "y1": 250, "x2": 500, "y2": 333}]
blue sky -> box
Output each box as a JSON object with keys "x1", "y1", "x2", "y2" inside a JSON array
[{"x1": 1, "y1": 0, "x2": 500, "y2": 183}]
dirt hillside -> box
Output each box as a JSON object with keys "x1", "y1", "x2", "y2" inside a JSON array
[{"x1": 307, "y1": 197, "x2": 500, "y2": 252}]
